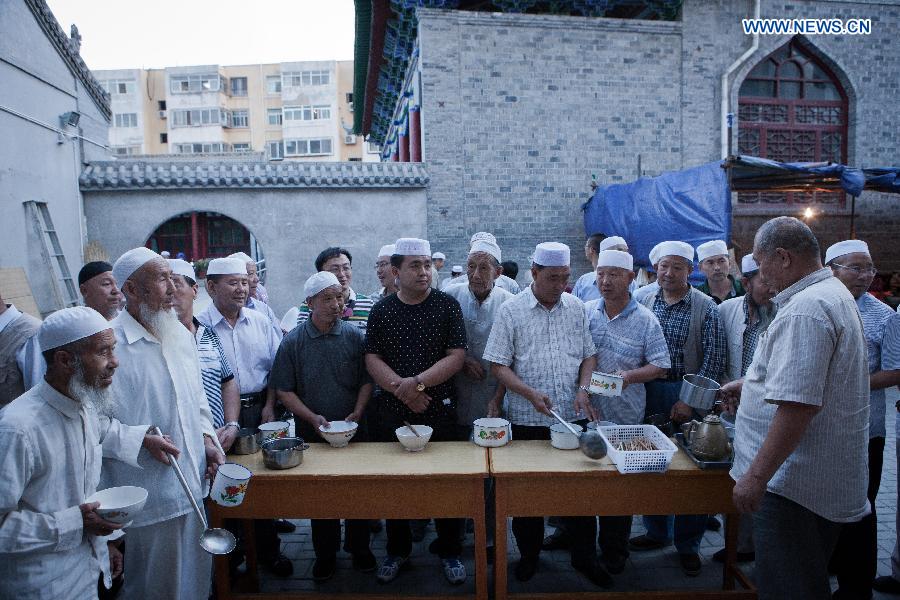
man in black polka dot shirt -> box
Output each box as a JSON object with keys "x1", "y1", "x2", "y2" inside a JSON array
[{"x1": 364, "y1": 237, "x2": 468, "y2": 586}]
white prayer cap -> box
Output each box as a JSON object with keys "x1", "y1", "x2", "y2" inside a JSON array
[
  {"x1": 451, "y1": 265, "x2": 463, "y2": 273},
  {"x1": 394, "y1": 237, "x2": 431, "y2": 257},
  {"x1": 168, "y1": 259, "x2": 196, "y2": 281},
  {"x1": 304, "y1": 271, "x2": 341, "y2": 299},
  {"x1": 207, "y1": 257, "x2": 247, "y2": 276},
  {"x1": 596, "y1": 250, "x2": 633, "y2": 271},
  {"x1": 696, "y1": 240, "x2": 729, "y2": 262},
  {"x1": 112, "y1": 247, "x2": 162, "y2": 284},
  {"x1": 470, "y1": 240, "x2": 502, "y2": 262},
  {"x1": 228, "y1": 252, "x2": 254, "y2": 264},
  {"x1": 470, "y1": 232, "x2": 497, "y2": 246},
  {"x1": 825, "y1": 239, "x2": 870, "y2": 265},
  {"x1": 648, "y1": 242, "x2": 664, "y2": 266},
  {"x1": 599, "y1": 236, "x2": 627, "y2": 252},
  {"x1": 654, "y1": 241, "x2": 694, "y2": 264},
  {"x1": 432, "y1": 252, "x2": 446, "y2": 260},
  {"x1": 39, "y1": 306, "x2": 111, "y2": 351},
  {"x1": 533, "y1": 242, "x2": 570, "y2": 267},
  {"x1": 160, "y1": 250, "x2": 171, "y2": 258},
  {"x1": 378, "y1": 244, "x2": 396, "y2": 258},
  {"x1": 741, "y1": 255, "x2": 759, "y2": 274}
]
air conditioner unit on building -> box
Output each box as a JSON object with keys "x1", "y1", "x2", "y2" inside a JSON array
[
  {"x1": 158, "y1": 110, "x2": 167, "y2": 119},
  {"x1": 343, "y1": 134, "x2": 357, "y2": 145}
]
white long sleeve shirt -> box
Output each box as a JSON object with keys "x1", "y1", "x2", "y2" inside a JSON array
[
  {"x1": 0, "y1": 381, "x2": 145, "y2": 598},
  {"x1": 101, "y1": 310, "x2": 220, "y2": 527}
]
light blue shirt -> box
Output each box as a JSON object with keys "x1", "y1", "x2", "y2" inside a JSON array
[
  {"x1": 857, "y1": 293, "x2": 899, "y2": 438},
  {"x1": 585, "y1": 296, "x2": 671, "y2": 424}
]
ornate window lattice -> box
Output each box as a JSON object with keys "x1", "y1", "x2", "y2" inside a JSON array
[{"x1": 737, "y1": 38, "x2": 848, "y2": 208}]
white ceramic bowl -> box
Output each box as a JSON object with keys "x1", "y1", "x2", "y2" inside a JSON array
[
  {"x1": 473, "y1": 417, "x2": 511, "y2": 447},
  {"x1": 258, "y1": 420, "x2": 290, "y2": 443},
  {"x1": 319, "y1": 420, "x2": 359, "y2": 448},
  {"x1": 87, "y1": 486, "x2": 148, "y2": 525},
  {"x1": 550, "y1": 422, "x2": 582, "y2": 450},
  {"x1": 395, "y1": 425, "x2": 433, "y2": 452},
  {"x1": 589, "y1": 371, "x2": 624, "y2": 397}
]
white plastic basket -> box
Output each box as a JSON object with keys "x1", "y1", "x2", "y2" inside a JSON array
[{"x1": 598, "y1": 424, "x2": 678, "y2": 474}]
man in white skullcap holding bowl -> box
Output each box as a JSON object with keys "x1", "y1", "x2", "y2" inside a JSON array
[
  {"x1": 271, "y1": 271, "x2": 374, "y2": 581},
  {"x1": 583, "y1": 249, "x2": 671, "y2": 575},
  {"x1": 484, "y1": 242, "x2": 609, "y2": 586},
  {"x1": 0, "y1": 306, "x2": 178, "y2": 599},
  {"x1": 101, "y1": 247, "x2": 225, "y2": 599},
  {"x1": 824, "y1": 239, "x2": 900, "y2": 599},
  {"x1": 695, "y1": 240, "x2": 745, "y2": 305}
]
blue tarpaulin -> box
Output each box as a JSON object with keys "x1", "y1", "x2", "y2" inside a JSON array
[
  {"x1": 582, "y1": 161, "x2": 731, "y2": 271},
  {"x1": 726, "y1": 156, "x2": 900, "y2": 195}
]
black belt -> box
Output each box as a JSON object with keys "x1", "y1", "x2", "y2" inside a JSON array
[{"x1": 240, "y1": 392, "x2": 264, "y2": 408}]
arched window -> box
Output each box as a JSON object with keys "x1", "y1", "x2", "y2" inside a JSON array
[{"x1": 737, "y1": 38, "x2": 849, "y2": 208}]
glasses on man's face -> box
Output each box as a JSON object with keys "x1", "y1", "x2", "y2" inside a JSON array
[
  {"x1": 833, "y1": 263, "x2": 877, "y2": 276},
  {"x1": 375, "y1": 261, "x2": 390, "y2": 269},
  {"x1": 327, "y1": 265, "x2": 353, "y2": 274}
]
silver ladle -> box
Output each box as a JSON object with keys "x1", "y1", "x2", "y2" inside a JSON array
[
  {"x1": 548, "y1": 409, "x2": 608, "y2": 460},
  {"x1": 152, "y1": 427, "x2": 236, "y2": 555}
]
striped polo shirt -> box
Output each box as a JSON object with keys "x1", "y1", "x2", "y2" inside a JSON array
[{"x1": 193, "y1": 318, "x2": 234, "y2": 428}]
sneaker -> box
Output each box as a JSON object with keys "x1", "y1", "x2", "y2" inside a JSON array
[
  {"x1": 711, "y1": 548, "x2": 755, "y2": 563},
  {"x1": 514, "y1": 555, "x2": 539, "y2": 582},
  {"x1": 352, "y1": 550, "x2": 377, "y2": 573},
  {"x1": 572, "y1": 557, "x2": 613, "y2": 588},
  {"x1": 312, "y1": 557, "x2": 336, "y2": 582},
  {"x1": 442, "y1": 557, "x2": 467, "y2": 585},
  {"x1": 628, "y1": 534, "x2": 667, "y2": 552},
  {"x1": 376, "y1": 555, "x2": 407, "y2": 584},
  {"x1": 679, "y1": 552, "x2": 702, "y2": 577},
  {"x1": 872, "y1": 576, "x2": 900, "y2": 595}
]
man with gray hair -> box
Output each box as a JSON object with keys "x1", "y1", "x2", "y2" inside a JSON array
[
  {"x1": 445, "y1": 232, "x2": 521, "y2": 295},
  {"x1": 824, "y1": 239, "x2": 900, "y2": 600},
  {"x1": 0, "y1": 306, "x2": 177, "y2": 599},
  {"x1": 229, "y1": 252, "x2": 282, "y2": 336},
  {"x1": 722, "y1": 217, "x2": 869, "y2": 600},
  {"x1": 102, "y1": 248, "x2": 225, "y2": 599}
]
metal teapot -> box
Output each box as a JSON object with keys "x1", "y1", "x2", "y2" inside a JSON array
[{"x1": 682, "y1": 414, "x2": 731, "y2": 461}]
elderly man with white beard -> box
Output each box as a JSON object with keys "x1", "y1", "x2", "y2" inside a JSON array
[
  {"x1": 0, "y1": 306, "x2": 178, "y2": 599},
  {"x1": 101, "y1": 247, "x2": 224, "y2": 599}
]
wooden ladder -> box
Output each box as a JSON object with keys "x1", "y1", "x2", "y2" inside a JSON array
[{"x1": 24, "y1": 200, "x2": 78, "y2": 309}]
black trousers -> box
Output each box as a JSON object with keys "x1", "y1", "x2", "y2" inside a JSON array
[
  {"x1": 510, "y1": 424, "x2": 596, "y2": 563},
  {"x1": 375, "y1": 408, "x2": 464, "y2": 558},
  {"x1": 831, "y1": 436, "x2": 885, "y2": 598}
]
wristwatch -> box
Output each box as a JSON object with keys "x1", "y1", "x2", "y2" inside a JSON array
[
  {"x1": 415, "y1": 375, "x2": 426, "y2": 392},
  {"x1": 578, "y1": 385, "x2": 592, "y2": 395},
  {"x1": 224, "y1": 421, "x2": 240, "y2": 431}
]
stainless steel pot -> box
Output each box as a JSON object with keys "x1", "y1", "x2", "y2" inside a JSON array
[
  {"x1": 232, "y1": 428, "x2": 260, "y2": 455},
  {"x1": 261, "y1": 437, "x2": 309, "y2": 470},
  {"x1": 679, "y1": 374, "x2": 721, "y2": 408}
]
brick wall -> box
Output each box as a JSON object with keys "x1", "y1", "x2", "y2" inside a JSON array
[{"x1": 415, "y1": 1, "x2": 899, "y2": 279}]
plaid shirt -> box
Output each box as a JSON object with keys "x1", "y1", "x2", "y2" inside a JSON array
[
  {"x1": 651, "y1": 289, "x2": 726, "y2": 381},
  {"x1": 741, "y1": 298, "x2": 763, "y2": 377}
]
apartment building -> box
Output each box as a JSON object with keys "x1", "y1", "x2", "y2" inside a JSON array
[{"x1": 96, "y1": 61, "x2": 380, "y2": 162}]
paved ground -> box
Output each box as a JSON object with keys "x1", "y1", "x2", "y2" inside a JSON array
[{"x1": 254, "y1": 387, "x2": 899, "y2": 597}]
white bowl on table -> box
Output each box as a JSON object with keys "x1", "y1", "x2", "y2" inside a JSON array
[
  {"x1": 550, "y1": 422, "x2": 583, "y2": 450},
  {"x1": 318, "y1": 420, "x2": 359, "y2": 448},
  {"x1": 395, "y1": 425, "x2": 433, "y2": 452},
  {"x1": 472, "y1": 417, "x2": 511, "y2": 447},
  {"x1": 86, "y1": 486, "x2": 148, "y2": 525}
]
